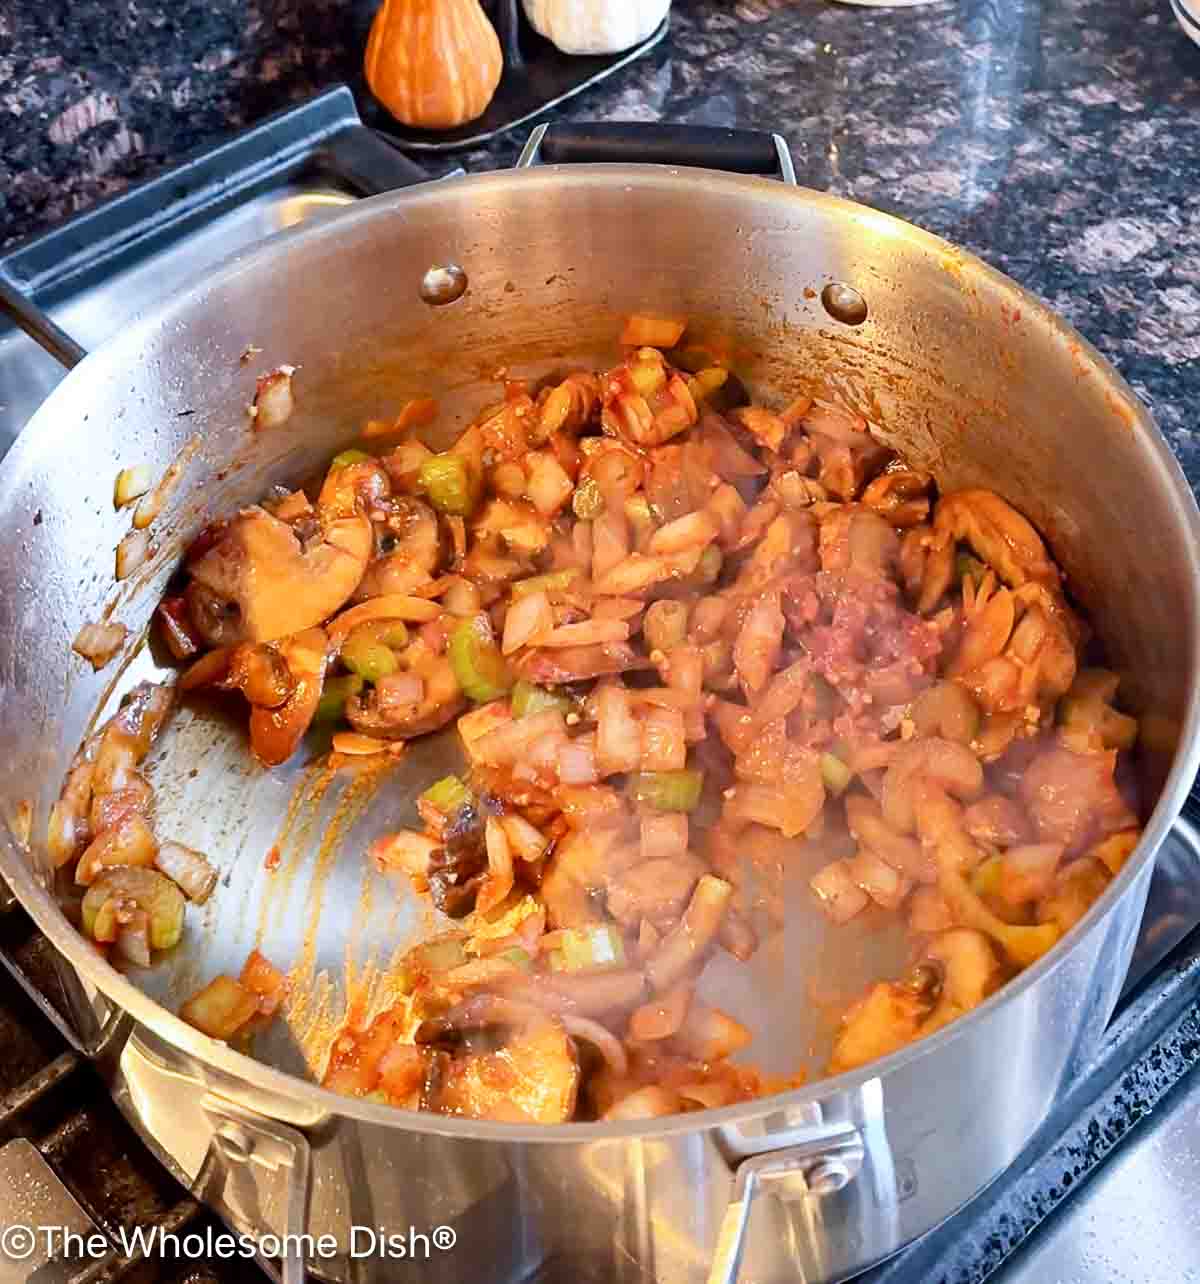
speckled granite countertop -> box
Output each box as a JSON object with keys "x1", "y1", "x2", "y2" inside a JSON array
[{"x1": 2, "y1": 0, "x2": 1199, "y2": 465}]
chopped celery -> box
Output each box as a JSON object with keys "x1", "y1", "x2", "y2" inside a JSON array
[
  {"x1": 819, "y1": 752, "x2": 853, "y2": 796},
  {"x1": 690, "y1": 544, "x2": 723, "y2": 586},
  {"x1": 316, "y1": 673, "x2": 364, "y2": 722},
  {"x1": 810, "y1": 675, "x2": 841, "y2": 720},
  {"x1": 82, "y1": 868, "x2": 184, "y2": 951},
  {"x1": 971, "y1": 856, "x2": 1003, "y2": 900},
  {"x1": 331, "y1": 448, "x2": 372, "y2": 470},
  {"x1": 572, "y1": 476, "x2": 605, "y2": 520},
  {"x1": 955, "y1": 551, "x2": 988, "y2": 586},
  {"x1": 341, "y1": 634, "x2": 399, "y2": 683},
  {"x1": 690, "y1": 367, "x2": 730, "y2": 401},
  {"x1": 449, "y1": 615, "x2": 513, "y2": 703},
  {"x1": 558, "y1": 925, "x2": 626, "y2": 971},
  {"x1": 511, "y1": 679, "x2": 573, "y2": 719},
  {"x1": 361, "y1": 619, "x2": 410, "y2": 649},
  {"x1": 629, "y1": 769, "x2": 704, "y2": 813},
  {"x1": 400, "y1": 935, "x2": 468, "y2": 990},
  {"x1": 511, "y1": 568, "x2": 581, "y2": 599},
  {"x1": 1059, "y1": 694, "x2": 1138, "y2": 751},
  {"x1": 624, "y1": 494, "x2": 656, "y2": 545},
  {"x1": 629, "y1": 359, "x2": 667, "y2": 399},
  {"x1": 1091, "y1": 830, "x2": 1139, "y2": 876},
  {"x1": 421, "y1": 775, "x2": 471, "y2": 815},
  {"x1": 643, "y1": 600, "x2": 688, "y2": 653},
  {"x1": 420, "y1": 452, "x2": 480, "y2": 516}
]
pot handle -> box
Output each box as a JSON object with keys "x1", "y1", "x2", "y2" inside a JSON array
[
  {"x1": 516, "y1": 122, "x2": 798, "y2": 184},
  {"x1": 200, "y1": 1093, "x2": 312, "y2": 1284},
  {"x1": 0, "y1": 279, "x2": 86, "y2": 369},
  {"x1": 705, "y1": 1129, "x2": 866, "y2": 1284}
]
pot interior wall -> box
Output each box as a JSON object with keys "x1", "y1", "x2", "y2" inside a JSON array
[{"x1": 0, "y1": 169, "x2": 1193, "y2": 1086}]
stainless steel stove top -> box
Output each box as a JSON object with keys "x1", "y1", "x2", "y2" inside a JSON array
[{"x1": 3, "y1": 86, "x2": 1200, "y2": 1284}]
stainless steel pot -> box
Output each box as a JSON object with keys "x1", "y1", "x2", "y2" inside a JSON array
[{"x1": 2, "y1": 123, "x2": 1198, "y2": 1284}]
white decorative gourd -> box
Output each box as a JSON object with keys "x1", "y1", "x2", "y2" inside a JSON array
[{"x1": 521, "y1": 0, "x2": 670, "y2": 56}]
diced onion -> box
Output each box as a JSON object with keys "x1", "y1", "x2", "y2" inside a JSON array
[
  {"x1": 603, "y1": 1085, "x2": 684, "y2": 1121},
  {"x1": 646, "y1": 875, "x2": 732, "y2": 991},
  {"x1": 673, "y1": 1002, "x2": 752, "y2": 1062},
  {"x1": 154, "y1": 840, "x2": 219, "y2": 903},
  {"x1": 473, "y1": 709, "x2": 566, "y2": 768},
  {"x1": 477, "y1": 817, "x2": 515, "y2": 914},
  {"x1": 725, "y1": 778, "x2": 823, "y2": 838},
  {"x1": 592, "y1": 553, "x2": 671, "y2": 596},
  {"x1": 619, "y1": 316, "x2": 687, "y2": 349},
  {"x1": 371, "y1": 829, "x2": 440, "y2": 876},
  {"x1": 500, "y1": 813, "x2": 550, "y2": 863},
  {"x1": 538, "y1": 620, "x2": 630, "y2": 648},
  {"x1": 76, "y1": 813, "x2": 158, "y2": 886},
  {"x1": 640, "y1": 812, "x2": 688, "y2": 863},
  {"x1": 810, "y1": 860, "x2": 870, "y2": 924},
  {"x1": 240, "y1": 949, "x2": 289, "y2": 1016},
  {"x1": 132, "y1": 435, "x2": 200, "y2": 530},
  {"x1": 847, "y1": 848, "x2": 911, "y2": 910},
  {"x1": 639, "y1": 707, "x2": 687, "y2": 773},
  {"x1": 180, "y1": 975, "x2": 260, "y2": 1039},
  {"x1": 72, "y1": 621, "x2": 128, "y2": 670},
  {"x1": 997, "y1": 843, "x2": 1063, "y2": 905},
  {"x1": 252, "y1": 365, "x2": 296, "y2": 430},
  {"x1": 628, "y1": 980, "x2": 692, "y2": 1041},
  {"x1": 113, "y1": 465, "x2": 151, "y2": 508},
  {"x1": 526, "y1": 451, "x2": 574, "y2": 517},
  {"x1": 363, "y1": 396, "x2": 437, "y2": 438},
  {"x1": 378, "y1": 1043, "x2": 428, "y2": 1100},
  {"x1": 48, "y1": 766, "x2": 93, "y2": 868},
  {"x1": 115, "y1": 529, "x2": 150, "y2": 580},
  {"x1": 648, "y1": 510, "x2": 718, "y2": 556},
  {"x1": 595, "y1": 685, "x2": 640, "y2": 777},
  {"x1": 556, "y1": 736, "x2": 599, "y2": 785},
  {"x1": 502, "y1": 591, "x2": 553, "y2": 655},
  {"x1": 560, "y1": 1014, "x2": 628, "y2": 1076},
  {"x1": 115, "y1": 909, "x2": 152, "y2": 968}
]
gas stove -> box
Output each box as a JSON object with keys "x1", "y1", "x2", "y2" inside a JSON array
[{"x1": 3, "y1": 88, "x2": 1200, "y2": 1284}]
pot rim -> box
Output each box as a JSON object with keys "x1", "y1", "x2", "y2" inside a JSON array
[{"x1": 4, "y1": 164, "x2": 1199, "y2": 1143}]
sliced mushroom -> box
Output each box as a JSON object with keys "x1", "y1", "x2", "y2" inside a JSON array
[
  {"x1": 345, "y1": 651, "x2": 465, "y2": 741},
  {"x1": 225, "y1": 642, "x2": 294, "y2": 708},
  {"x1": 187, "y1": 506, "x2": 371, "y2": 644},
  {"x1": 317, "y1": 458, "x2": 391, "y2": 520},
  {"x1": 917, "y1": 928, "x2": 1000, "y2": 1035},
  {"x1": 353, "y1": 496, "x2": 442, "y2": 602},
  {"x1": 430, "y1": 1017, "x2": 580, "y2": 1123},
  {"x1": 248, "y1": 627, "x2": 329, "y2": 766},
  {"x1": 183, "y1": 582, "x2": 244, "y2": 648}
]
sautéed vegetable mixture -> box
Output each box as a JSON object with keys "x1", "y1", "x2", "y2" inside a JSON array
[{"x1": 50, "y1": 316, "x2": 1142, "y2": 1122}]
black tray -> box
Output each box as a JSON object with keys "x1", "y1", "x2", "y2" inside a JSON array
[{"x1": 357, "y1": 0, "x2": 669, "y2": 152}]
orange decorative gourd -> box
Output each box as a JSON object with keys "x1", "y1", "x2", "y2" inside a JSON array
[{"x1": 365, "y1": 0, "x2": 504, "y2": 131}]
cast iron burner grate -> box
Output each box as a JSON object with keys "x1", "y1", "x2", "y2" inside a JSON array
[{"x1": 0, "y1": 903, "x2": 268, "y2": 1283}]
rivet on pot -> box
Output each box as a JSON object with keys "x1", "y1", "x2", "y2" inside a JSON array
[
  {"x1": 806, "y1": 1158, "x2": 851, "y2": 1195},
  {"x1": 820, "y1": 282, "x2": 868, "y2": 327},
  {"x1": 420, "y1": 264, "x2": 469, "y2": 307}
]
